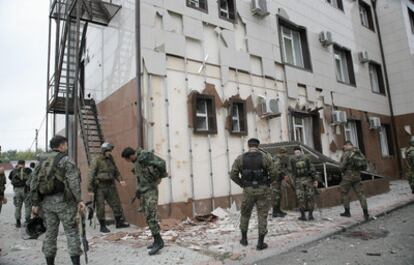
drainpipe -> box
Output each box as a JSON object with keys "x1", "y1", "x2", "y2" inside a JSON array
[
  {"x1": 135, "y1": 0, "x2": 143, "y2": 148},
  {"x1": 371, "y1": 0, "x2": 403, "y2": 177}
]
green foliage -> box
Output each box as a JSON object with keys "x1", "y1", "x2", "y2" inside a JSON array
[{"x1": 0, "y1": 149, "x2": 44, "y2": 163}]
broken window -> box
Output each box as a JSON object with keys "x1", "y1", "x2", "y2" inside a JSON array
[
  {"x1": 279, "y1": 20, "x2": 312, "y2": 70},
  {"x1": 187, "y1": 0, "x2": 208, "y2": 12},
  {"x1": 334, "y1": 45, "x2": 356, "y2": 85},
  {"x1": 218, "y1": 0, "x2": 236, "y2": 22},
  {"x1": 369, "y1": 62, "x2": 385, "y2": 94},
  {"x1": 326, "y1": 0, "x2": 344, "y2": 11},
  {"x1": 229, "y1": 100, "x2": 247, "y2": 135},
  {"x1": 293, "y1": 116, "x2": 315, "y2": 148},
  {"x1": 359, "y1": 0, "x2": 375, "y2": 31},
  {"x1": 193, "y1": 94, "x2": 217, "y2": 134}
]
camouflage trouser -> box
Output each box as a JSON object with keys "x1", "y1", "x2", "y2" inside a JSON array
[
  {"x1": 95, "y1": 182, "x2": 123, "y2": 221},
  {"x1": 295, "y1": 178, "x2": 315, "y2": 211},
  {"x1": 0, "y1": 196, "x2": 3, "y2": 214},
  {"x1": 270, "y1": 180, "x2": 282, "y2": 209},
  {"x1": 408, "y1": 169, "x2": 414, "y2": 191},
  {"x1": 340, "y1": 174, "x2": 367, "y2": 210},
  {"x1": 41, "y1": 193, "x2": 81, "y2": 258},
  {"x1": 141, "y1": 188, "x2": 160, "y2": 236},
  {"x1": 13, "y1": 187, "x2": 31, "y2": 221},
  {"x1": 240, "y1": 186, "x2": 271, "y2": 236}
]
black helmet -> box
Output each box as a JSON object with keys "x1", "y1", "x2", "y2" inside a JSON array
[{"x1": 26, "y1": 217, "x2": 46, "y2": 239}]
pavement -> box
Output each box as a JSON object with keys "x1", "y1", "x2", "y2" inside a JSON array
[{"x1": 0, "y1": 180, "x2": 413, "y2": 265}]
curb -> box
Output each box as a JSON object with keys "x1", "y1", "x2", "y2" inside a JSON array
[{"x1": 237, "y1": 198, "x2": 414, "y2": 265}]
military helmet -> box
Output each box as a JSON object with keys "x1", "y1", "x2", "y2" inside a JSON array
[
  {"x1": 101, "y1": 142, "x2": 114, "y2": 152},
  {"x1": 26, "y1": 217, "x2": 46, "y2": 239}
]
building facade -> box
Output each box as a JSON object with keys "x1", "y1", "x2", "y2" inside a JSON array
[{"x1": 51, "y1": 0, "x2": 413, "y2": 221}]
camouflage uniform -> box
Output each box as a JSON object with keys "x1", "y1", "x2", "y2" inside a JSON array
[
  {"x1": 0, "y1": 170, "x2": 6, "y2": 213},
  {"x1": 289, "y1": 154, "x2": 317, "y2": 212},
  {"x1": 9, "y1": 167, "x2": 32, "y2": 222},
  {"x1": 339, "y1": 147, "x2": 368, "y2": 211},
  {"x1": 31, "y1": 151, "x2": 82, "y2": 259},
  {"x1": 405, "y1": 144, "x2": 414, "y2": 193},
  {"x1": 271, "y1": 150, "x2": 289, "y2": 216},
  {"x1": 88, "y1": 154, "x2": 124, "y2": 221},
  {"x1": 133, "y1": 149, "x2": 162, "y2": 236},
  {"x1": 230, "y1": 149, "x2": 279, "y2": 236}
]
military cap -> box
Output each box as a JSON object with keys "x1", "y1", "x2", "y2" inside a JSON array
[
  {"x1": 344, "y1": 140, "x2": 353, "y2": 146},
  {"x1": 293, "y1": 146, "x2": 301, "y2": 151},
  {"x1": 247, "y1": 138, "x2": 260, "y2": 146}
]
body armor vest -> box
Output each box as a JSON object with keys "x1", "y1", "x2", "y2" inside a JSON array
[{"x1": 241, "y1": 152, "x2": 267, "y2": 184}]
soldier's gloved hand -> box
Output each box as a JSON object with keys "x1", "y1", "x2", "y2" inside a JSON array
[{"x1": 119, "y1": 180, "x2": 126, "y2": 187}]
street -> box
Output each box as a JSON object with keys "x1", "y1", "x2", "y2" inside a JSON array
[{"x1": 256, "y1": 203, "x2": 414, "y2": 265}]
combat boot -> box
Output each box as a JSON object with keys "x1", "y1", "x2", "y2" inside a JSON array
[
  {"x1": 149, "y1": 234, "x2": 164, "y2": 255},
  {"x1": 99, "y1": 219, "x2": 110, "y2": 233},
  {"x1": 256, "y1": 234, "x2": 268, "y2": 250},
  {"x1": 340, "y1": 208, "x2": 351, "y2": 217},
  {"x1": 363, "y1": 209, "x2": 370, "y2": 221},
  {"x1": 272, "y1": 207, "x2": 287, "y2": 218},
  {"x1": 115, "y1": 216, "x2": 130, "y2": 229},
  {"x1": 298, "y1": 210, "x2": 307, "y2": 221},
  {"x1": 308, "y1": 210, "x2": 314, "y2": 221},
  {"x1": 70, "y1": 255, "x2": 80, "y2": 265},
  {"x1": 45, "y1": 256, "x2": 55, "y2": 265},
  {"x1": 16, "y1": 219, "x2": 21, "y2": 228},
  {"x1": 240, "y1": 231, "x2": 248, "y2": 246}
]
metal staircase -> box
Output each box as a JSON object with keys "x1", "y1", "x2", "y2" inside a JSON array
[{"x1": 46, "y1": 0, "x2": 121, "y2": 163}]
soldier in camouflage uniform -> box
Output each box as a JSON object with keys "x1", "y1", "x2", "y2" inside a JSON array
[
  {"x1": 339, "y1": 140, "x2": 369, "y2": 220},
  {"x1": 271, "y1": 147, "x2": 289, "y2": 218},
  {"x1": 289, "y1": 146, "x2": 318, "y2": 221},
  {"x1": 122, "y1": 147, "x2": 165, "y2": 256},
  {"x1": 88, "y1": 142, "x2": 129, "y2": 233},
  {"x1": 30, "y1": 135, "x2": 85, "y2": 265},
  {"x1": 8, "y1": 160, "x2": 32, "y2": 227},
  {"x1": 230, "y1": 138, "x2": 280, "y2": 250},
  {"x1": 405, "y1": 136, "x2": 414, "y2": 194},
  {"x1": 0, "y1": 167, "x2": 7, "y2": 214}
]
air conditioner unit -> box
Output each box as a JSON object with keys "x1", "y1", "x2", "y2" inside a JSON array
[
  {"x1": 332, "y1": 110, "x2": 347, "y2": 125},
  {"x1": 358, "y1": 51, "x2": 369, "y2": 63},
  {"x1": 251, "y1": 0, "x2": 270, "y2": 17},
  {"x1": 369, "y1": 116, "x2": 381, "y2": 130},
  {"x1": 319, "y1": 31, "x2": 333, "y2": 47},
  {"x1": 256, "y1": 96, "x2": 281, "y2": 118}
]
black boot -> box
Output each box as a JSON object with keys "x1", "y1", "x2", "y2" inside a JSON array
[
  {"x1": 240, "y1": 231, "x2": 248, "y2": 246},
  {"x1": 99, "y1": 219, "x2": 110, "y2": 233},
  {"x1": 45, "y1": 256, "x2": 55, "y2": 265},
  {"x1": 363, "y1": 209, "x2": 370, "y2": 221},
  {"x1": 148, "y1": 234, "x2": 164, "y2": 255},
  {"x1": 298, "y1": 210, "x2": 307, "y2": 221},
  {"x1": 272, "y1": 207, "x2": 287, "y2": 218},
  {"x1": 16, "y1": 219, "x2": 21, "y2": 228},
  {"x1": 308, "y1": 210, "x2": 314, "y2": 221},
  {"x1": 115, "y1": 216, "x2": 130, "y2": 229},
  {"x1": 256, "y1": 234, "x2": 268, "y2": 250},
  {"x1": 340, "y1": 208, "x2": 351, "y2": 217},
  {"x1": 70, "y1": 255, "x2": 80, "y2": 265}
]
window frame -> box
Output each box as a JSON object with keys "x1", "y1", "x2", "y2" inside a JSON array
[
  {"x1": 186, "y1": 0, "x2": 208, "y2": 13},
  {"x1": 369, "y1": 62, "x2": 385, "y2": 95},
  {"x1": 359, "y1": 0, "x2": 375, "y2": 31},
  {"x1": 218, "y1": 0, "x2": 236, "y2": 23},
  {"x1": 193, "y1": 94, "x2": 217, "y2": 134},
  {"x1": 344, "y1": 121, "x2": 359, "y2": 148},
  {"x1": 333, "y1": 45, "x2": 356, "y2": 86},
  {"x1": 326, "y1": 0, "x2": 344, "y2": 11},
  {"x1": 229, "y1": 99, "x2": 248, "y2": 136},
  {"x1": 408, "y1": 7, "x2": 414, "y2": 34}
]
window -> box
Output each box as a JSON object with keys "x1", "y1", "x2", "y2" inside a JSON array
[
  {"x1": 230, "y1": 101, "x2": 247, "y2": 135},
  {"x1": 186, "y1": 0, "x2": 208, "y2": 12},
  {"x1": 379, "y1": 124, "x2": 394, "y2": 157},
  {"x1": 344, "y1": 121, "x2": 359, "y2": 148},
  {"x1": 279, "y1": 20, "x2": 312, "y2": 70},
  {"x1": 193, "y1": 95, "x2": 217, "y2": 134},
  {"x1": 218, "y1": 0, "x2": 236, "y2": 22},
  {"x1": 292, "y1": 116, "x2": 315, "y2": 148},
  {"x1": 334, "y1": 45, "x2": 356, "y2": 85},
  {"x1": 326, "y1": 0, "x2": 344, "y2": 11},
  {"x1": 359, "y1": 1, "x2": 375, "y2": 31},
  {"x1": 408, "y1": 8, "x2": 414, "y2": 34},
  {"x1": 369, "y1": 62, "x2": 385, "y2": 94}
]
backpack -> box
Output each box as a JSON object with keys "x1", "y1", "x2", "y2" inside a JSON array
[
  {"x1": 138, "y1": 151, "x2": 168, "y2": 180},
  {"x1": 37, "y1": 152, "x2": 67, "y2": 195},
  {"x1": 350, "y1": 150, "x2": 367, "y2": 171}
]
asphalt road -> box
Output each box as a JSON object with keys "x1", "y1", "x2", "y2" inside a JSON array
[{"x1": 255, "y1": 203, "x2": 414, "y2": 265}]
